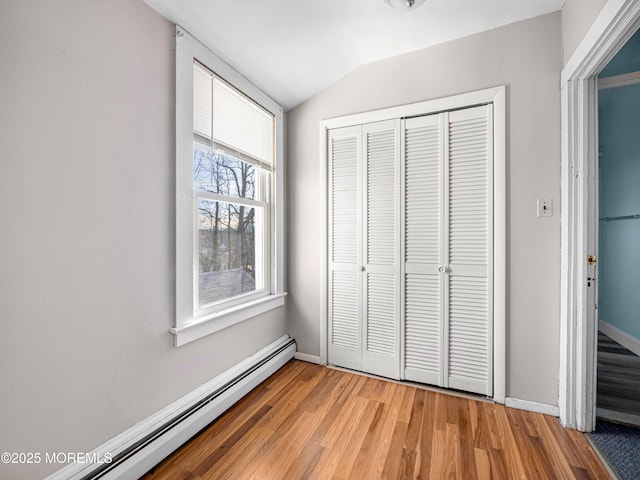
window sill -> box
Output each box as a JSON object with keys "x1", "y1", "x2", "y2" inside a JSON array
[{"x1": 170, "y1": 293, "x2": 287, "y2": 347}]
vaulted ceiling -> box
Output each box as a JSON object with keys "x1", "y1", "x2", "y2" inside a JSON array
[{"x1": 143, "y1": 0, "x2": 564, "y2": 110}]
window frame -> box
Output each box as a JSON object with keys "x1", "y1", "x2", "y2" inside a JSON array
[{"x1": 172, "y1": 26, "x2": 286, "y2": 347}]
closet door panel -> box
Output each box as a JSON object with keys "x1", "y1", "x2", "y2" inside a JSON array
[
  {"x1": 366, "y1": 272, "x2": 396, "y2": 357},
  {"x1": 446, "y1": 105, "x2": 493, "y2": 396},
  {"x1": 404, "y1": 114, "x2": 444, "y2": 385},
  {"x1": 448, "y1": 275, "x2": 489, "y2": 394},
  {"x1": 328, "y1": 126, "x2": 362, "y2": 371},
  {"x1": 362, "y1": 120, "x2": 400, "y2": 379},
  {"x1": 405, "y1": 273, "x2": 441, "y2": 384}
]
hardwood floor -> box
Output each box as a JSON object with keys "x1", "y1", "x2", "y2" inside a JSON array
[
  {"x1": 143, "y1": 360, "x2": 610, "y2": 479},
  {"x1": 597, "y1": 331, "x2": 640, "y2": 423}
]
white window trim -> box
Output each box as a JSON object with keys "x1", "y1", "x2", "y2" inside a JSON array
[
  {"x1": 173, "y1": 26, "x2": 286, "y2": 347},
  {"x1": 318, "y1": 86, "x2": 506, "y2": 403}
]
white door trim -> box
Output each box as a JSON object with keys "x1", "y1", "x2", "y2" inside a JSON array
[
  {"x1": 560, "y1": 0, "x2": 640, "y2": 431},
  {"x1": 319, "y1": 86, "x2": 506, "y2": 403}
]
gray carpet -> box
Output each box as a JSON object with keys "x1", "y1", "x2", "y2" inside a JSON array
[{"x1": 590, "y1": 420, "x2": 640, "y2": 479}]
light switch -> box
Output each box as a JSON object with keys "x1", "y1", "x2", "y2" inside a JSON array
[{"x1": 537, "y1": 198, "x2": 553, "y2": 217}]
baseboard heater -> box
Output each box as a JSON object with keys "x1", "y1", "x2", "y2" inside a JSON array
[{"x1": 46, "y1": 335, "x2": 296, "y2": 480}]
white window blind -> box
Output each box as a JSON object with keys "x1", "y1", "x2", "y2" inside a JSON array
[
  {"x1": 193, "y1": 61, "x2": 274, "y2": 166},
  {"x1": 193, "y1": 62, "x2": 212, "y2": 139}
]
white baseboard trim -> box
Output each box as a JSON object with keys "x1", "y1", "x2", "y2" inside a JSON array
[
  {"x1": 505, "y1": 397, "x2": 560, "y2": 417},
  {"x1": 599, "y1": 321, "x2": 640, "y2": 357},
  {"x1": 294, "y1": 352, "x2": 321, "y2": 364},
  {"x1": 46, "y1": 335, "x2": 296, "y2": 480}
]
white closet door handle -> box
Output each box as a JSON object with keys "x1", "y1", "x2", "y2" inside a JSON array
[{"x1": 439, "y1": 266, "x2": 449, "y2": 273}]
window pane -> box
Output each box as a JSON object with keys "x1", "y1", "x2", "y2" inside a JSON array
[
  {"x1": 197, "y1": 198, "x2": 260, "y2": 307},
  {"x1": 194, "y1": 141, "x2": 256, "y2": 199}
]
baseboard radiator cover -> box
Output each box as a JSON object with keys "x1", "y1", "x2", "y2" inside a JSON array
[{"x1": 46, "y1": 335, "x2": 296, "y2": 480}]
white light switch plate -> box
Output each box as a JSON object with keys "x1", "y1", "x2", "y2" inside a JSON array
[{"x1": 537, "y1": 198, "x2": 553, "y2": 217}]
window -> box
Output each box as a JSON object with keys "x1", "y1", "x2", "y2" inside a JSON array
[{"x1": 173, "y1": 27, "x2": 285, "y2": 346}]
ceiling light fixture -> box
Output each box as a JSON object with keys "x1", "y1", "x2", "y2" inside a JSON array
[{"x1": 384, "y1": 0, "x2": 426, "y2": 10}]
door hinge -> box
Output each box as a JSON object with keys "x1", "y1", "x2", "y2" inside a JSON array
[{"x1": 587, "y1": 254, "x2": 597, "y2": 266}]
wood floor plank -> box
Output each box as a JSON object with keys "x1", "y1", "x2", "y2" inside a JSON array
[
  {"x1": 378, "y1": 384, "x2": 417, "y2": 479},
  {"x1": 531, "y1": 412, "x2": 576, "y2": 479},
  {"x1": 143, "y1": 361, "x2": 611, "y2": 480},
  {"x1": 308, "y1": 394, "x2": 370, "y2": 478},
  {"x1": 329, "y1": 397, "x2": 383, "y2": 480},
  {"x1": 505, "y1": 407, "x2": 556, "y2": 479},
  {"x1": 487, "y1": 447, "x2": 510, "y2": 480},
  {"x1": 402, "y1": 387, "x2": 425, "y2": 479},
  {"x1": 380, "y1": 419, "x2": 410, "y2": 479},
  {"x1": 414, "y1": 389, "x2": 437, "y2": 479}
]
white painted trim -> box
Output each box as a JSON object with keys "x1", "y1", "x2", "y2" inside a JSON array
[
  {"x1": 562, "y1": 0, "x2": 640, "y2": 84},
  {"x1": 598, "y1": 71, "x2": 640, "y2": 90},
  {"x1": 492, "y1": 87, "x2": 507, "y2": 405},
  {"x1": 294, "y1": 352, "x2": 322, "y2": 364},
  {"x1": 171, "y1": 293, "x2": 287, "y2": 347},
  {"x1": 319, "y1": 122, "x2": 329, "y2": 366},
  {"x1": 559, "y1": 0, "x2": 640, "y2": 432},
  {"x1": 584, "y1": 433, "x2": 622, "y2": 480},
  {"x1": 319, "y1": 86, "x2": 506, "y2": 403},
  {"x1": 505, "y1": 398, "x2": 560, "y2": 417},
  {"x1": 321, "y1": 86, "x2": 505, "y2": 130},
  {"x1": 599, "y1": 321, "x2": 640, "y2": 357},
  {"x1": 174, "y1": 26, "x2": 286, "y2": 345},
  {"x1": 45, "y1": 335, "x2": 295, "y2": 480}
]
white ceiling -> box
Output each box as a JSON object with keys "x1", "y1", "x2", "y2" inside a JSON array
[{"x1": 144, "y1": 0, "x2": 564, "y2": 111}]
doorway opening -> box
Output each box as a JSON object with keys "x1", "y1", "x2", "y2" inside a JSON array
[
  {"x1": 596, "y1": 28, "x2": 640, "y2": 427},
  {"x1": 560, "y1": 0, "x2": 640, "y2": 432}
]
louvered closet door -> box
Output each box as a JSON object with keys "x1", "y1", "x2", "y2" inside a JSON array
[
  {"x1": 446, "y1": 105, "x2": 493, "y2": 396},
  {"x1": 362, "y1": 120, "x2": 401, "y2": 379},
  {"x1": 404, "y1": 114, "x2": 444, "y2": 385},
  {"x1": 328, "y1": 126, "x2": 362, "y2": 371},
  {"x1": 403, "y1": 105, "x2": 493, "y2": 396}
]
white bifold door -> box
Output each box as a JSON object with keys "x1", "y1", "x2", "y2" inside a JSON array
[
  {"x1": 328, "y1": 119, "x2": 401, "y2": 380},
  {"x1": 404, "y1": 105, "x2": 493, "y2": 396},
  {"x1": 328, "y1": 104, "x2": 493, "y2": 397}
]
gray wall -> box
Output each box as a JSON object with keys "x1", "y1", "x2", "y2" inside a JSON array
[
  {"x1": 287, "y1": 12, "x2": 562, "y2": 406},
  {"x1": 0, "y1": 1, "x2": 286, "y2": 479},
  {"x1": 562, "y1": 0, "x2": 608, "y2": 64}
]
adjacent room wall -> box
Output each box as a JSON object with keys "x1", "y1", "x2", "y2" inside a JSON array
[
  {"x1": 287, "y1": 12, "x2": 563, "y2": 406},
  {"x1": 562, "y1": 0, "x2": 608, "y2": 64},
  {"x1": 0, "y1": 1, "x2": 286, "y2": 479},
  {"x1": 598, "y1": 83, "x2": 640, "y2": 342}
]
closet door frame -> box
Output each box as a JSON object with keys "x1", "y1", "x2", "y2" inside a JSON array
[{"x1": 320, "y1": 86, "x2": 506, "y2": 403}]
